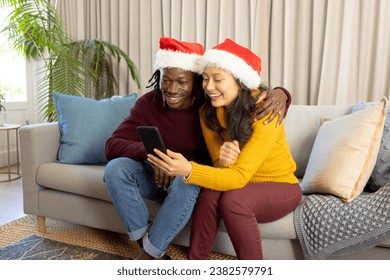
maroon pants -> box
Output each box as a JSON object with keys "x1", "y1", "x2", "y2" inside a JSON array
[{"x1": 188, "y1": 182, "x2": 302, "y2": 260}]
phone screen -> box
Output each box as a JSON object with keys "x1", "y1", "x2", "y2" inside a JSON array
[{"x1": 137, "y1": 126, "x2": 167, "y2": 157}]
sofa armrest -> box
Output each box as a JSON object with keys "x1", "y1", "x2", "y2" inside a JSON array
[{"x1": 19, "y1": 122, "x2": 60, "y2": 214}]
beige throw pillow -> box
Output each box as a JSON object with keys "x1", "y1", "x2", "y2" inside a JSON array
[{"x1": 300, "y1": 97, "x2": 388, "y2": 202}]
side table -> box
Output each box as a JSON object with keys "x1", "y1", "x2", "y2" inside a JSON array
[{"x1": 0, "y1": 124, "x2": 21, "y2": 182}]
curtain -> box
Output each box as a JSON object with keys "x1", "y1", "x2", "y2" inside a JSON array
[
  {"x1": 53, "y1": 0, "x2": 267, "y2": 97},
  {"x1": 269, "y1": 0, "x2": 390, "y2": 105}
]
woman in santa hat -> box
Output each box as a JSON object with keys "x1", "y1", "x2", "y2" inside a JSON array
[
  {"x1": 148, "y1": 38, "x2": 302, "y2": 260},
  {"x1": 105, "y1": 37, "x2": 292, "y2": 260}
]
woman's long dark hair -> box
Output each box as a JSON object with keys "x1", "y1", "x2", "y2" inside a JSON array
[
  {"x1": 146, "y1": 69, "x2": 205, "y2": 108},
  {"x1": 202, "y1": 81, "x2": 269, "y2": 146}
]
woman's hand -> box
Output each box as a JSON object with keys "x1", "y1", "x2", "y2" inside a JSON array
[
  {"x1": 152, "y1": 164, "x2": 174, "y2": 190},
  {"x1": 147, "y1": 149, "x2": 193, "y2": 178},
  {"x1": 219, "y1": 140, "x2": 240, "y2": 167},
  {"x1": 253, "y1": 88, "x2": 287, "y2": 126}
]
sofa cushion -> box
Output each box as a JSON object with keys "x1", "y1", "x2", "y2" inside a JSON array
[
  {"x1": 37, "y1": 162, "x2": 110, "y2": 201},
  {"x1": 53, "y1": 91, "x2": 137, "y2": 165},
  {"x1": 300, "y1": 98, "x2": 388, "y2": 202},
  {"x1": 37, "y1": 162, "x2": 300, "y2": 240},
  {"x1": 351, "y1": 102, "x2": 390, "y2": 192},
  {"x1": 284, "y1": 104, "x2": 353, "y2": 178}
]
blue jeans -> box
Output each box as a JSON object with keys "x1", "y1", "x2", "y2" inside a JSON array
[{"x1": 104, "y1": 157, "x2": 200, "y2": 258}]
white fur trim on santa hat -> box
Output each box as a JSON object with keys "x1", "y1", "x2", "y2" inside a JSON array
[
  {"x1": 201, "y1": 49, "x2": 261, "y2": 89},
  {"x1": 154, "y1": 50, "x2": 203, "y2": 74}
]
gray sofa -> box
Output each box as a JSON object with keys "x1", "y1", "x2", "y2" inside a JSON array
[{"x1": 19, "y1": 104, "x2": 390, "y2": 259}]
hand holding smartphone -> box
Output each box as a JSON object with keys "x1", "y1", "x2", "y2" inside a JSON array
[{"x1": 137, "y1": 126, "x2": 167, "y2": 157}]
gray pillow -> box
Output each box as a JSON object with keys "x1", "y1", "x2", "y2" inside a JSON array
[{"x1": 352, "y1": 102, "x2": 390, "y2": 192}]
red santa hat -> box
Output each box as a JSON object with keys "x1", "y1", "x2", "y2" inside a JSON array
[
  {"x1": 154, "y1": 37, "x2": 204, "y2": 74},
  {"x1": 201, "y1": 38, "x2": 261, "y2": 89}
]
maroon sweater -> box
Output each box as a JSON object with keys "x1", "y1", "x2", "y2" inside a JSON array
[{"x1": 105, "y1": 90, "x2": 210, "y2": 163}]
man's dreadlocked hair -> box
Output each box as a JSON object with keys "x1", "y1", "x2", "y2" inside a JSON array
[
  {"x1": 146, "y1": 70, "x2": 162, "y2": 91},
  {"x1": 146, "y1": 69, "x2": 206, "y2": 108}
]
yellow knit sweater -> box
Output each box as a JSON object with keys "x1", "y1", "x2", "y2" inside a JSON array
[{"x1": 186, "y1": 106, "x2": 298, "y2": 191}]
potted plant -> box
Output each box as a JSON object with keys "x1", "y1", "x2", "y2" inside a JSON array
[
  {"x1": 0, "y1": 0, "x2": 140, "y2": 121},
  {"x1": 0, "y1": 92, "x2": 6, "y2": 126}
]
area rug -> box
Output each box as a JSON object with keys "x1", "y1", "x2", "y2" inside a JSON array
[
  {"x1": 0, "y1": 235, "x2": 128, "y2": 260},
  {"x1": 0, "y1": 215, "x2": 235, "y2": 260}
]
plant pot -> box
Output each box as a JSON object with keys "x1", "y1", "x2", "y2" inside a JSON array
[{"x1": 0, "y1": 110, "x2": 7, "y2": 127}]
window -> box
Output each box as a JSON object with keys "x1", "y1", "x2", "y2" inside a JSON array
[{"x1": 0, "y1": 7, "x2": 27, "y2": 102}]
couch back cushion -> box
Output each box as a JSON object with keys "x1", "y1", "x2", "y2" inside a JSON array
[{"x1": 284, "y1": 104, "x2": 353, "y2": 178}]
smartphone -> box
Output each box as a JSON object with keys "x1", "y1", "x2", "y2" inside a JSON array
[{"x1": 137, "y1": 126, "x2": 167, "y2": 157}]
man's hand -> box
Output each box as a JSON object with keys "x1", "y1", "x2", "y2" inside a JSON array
[
  {"x1": 253, "y1": 88, "x2": 287, "y2": 127},
  {"x1": 219, "y1": 140, "x2": 240, "y2": 167},
  {"x1": 152, "y1": 164, "x2": 174, "y2": 191}
]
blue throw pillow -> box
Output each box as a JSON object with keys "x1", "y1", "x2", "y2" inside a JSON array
[
  {"x1": 352, "y1": 101, "x2": 390, "y2": 191},
  {"x1": 53, "y1": 91, "x2": 137, "y2": 165}
]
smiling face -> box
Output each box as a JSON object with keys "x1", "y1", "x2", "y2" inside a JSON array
[
  {"x1": 202, "y1": 67, "x2": 240, "y2": 108},
  {"x1": 160, "y1": 67, "x2": 195, "y2": 110}
]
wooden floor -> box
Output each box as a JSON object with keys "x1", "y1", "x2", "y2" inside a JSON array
[{"x1": 0, "y1": 166, "x2": 26, "y2": 226}]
